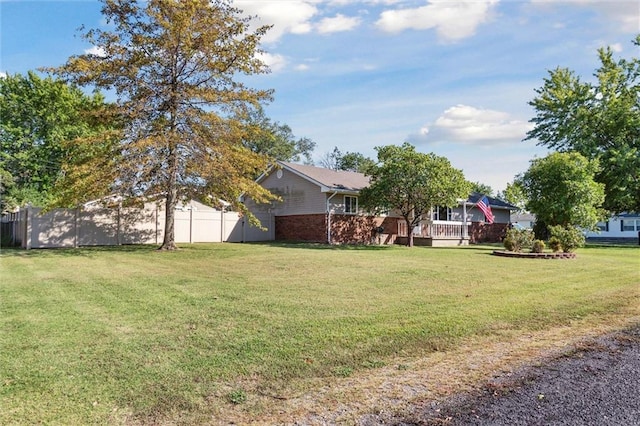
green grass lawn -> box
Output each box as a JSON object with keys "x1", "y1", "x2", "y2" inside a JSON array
[{"x1": 1, "y1": 243, "x2": 638, "y2": 424}]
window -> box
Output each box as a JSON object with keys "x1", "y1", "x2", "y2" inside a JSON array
[
  {"x1": 596, "y1": 222, "x2": 609, "y2": 232},
  {"x1": 621, "y1": 219, "x2": 640, "y2": 232},
  {"x1": 344, "y1": 196, "x2": 358, "y2": 214},
  {"x1": 432, "y1": 206, "x2": 451, "y2": 221}
]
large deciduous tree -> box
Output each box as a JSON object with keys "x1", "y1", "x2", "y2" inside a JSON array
[
  {"x1": 0, "y1": 71, "x2": 112, "y2": 212},
  {"x1": 319, "y1": 146, "x2": 375, "y2": 173},
  {"x1": 360, "y1": 143, "x2": 471, "y2": 247},
  {"x1": 525, "y1": 36, "x2": 640, "y2": 214},
  {"x1": 241, "y1": 107, "x2": 315, "y2": 164},
  {"x1": 498, "y1": 180, "x2": 527, "y2": 213},
  {"x1": 51, "y1": 0, "x2": 278, "y2": 250},
  {"x1": 519, "y1": 152, "x2": 605, "y2": 237}
]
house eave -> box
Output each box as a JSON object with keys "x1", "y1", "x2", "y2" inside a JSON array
[{"x1": 320, "y1": 186, "x2": 361, "y2": 196}]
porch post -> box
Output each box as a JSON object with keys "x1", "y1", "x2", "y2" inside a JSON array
[{"x1": 463, "y1": 202, "x2": 468, "y2": 238}]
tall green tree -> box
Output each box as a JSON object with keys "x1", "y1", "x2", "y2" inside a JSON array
[
  {"x1": 497, "y1": 180, "x2": 528, "y2": 212},
  {"x1": 319, "y1": 146, "x2": 375, "y2": 173},
  {"x1": 470, "y1": 182, "x2": 494, "y2": 197},
  {"x1": 337, "y1": 151, "x2": 376, "y2": 174},
  {"x1": 360, "y1": 143, "x2": 471, "y2": 247},
  {"x1": 51, "y1": 0, "x2": 278, "y2": 250},
  {"x1": 525, "y1": 36, "x2": 640, "y2": 214},
  {"x1": 519, "y1": 152, "x2": 605, "y2": 235},
  {"x1": 0, "y1": 71, "x2": 111, "y2": 211},
  {"x1": 241, "y1": 107, "x2": 315, "y2": 164}
]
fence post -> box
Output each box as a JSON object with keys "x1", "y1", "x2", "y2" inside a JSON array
[
  {"x1": 74, "y1": 207, "x2": 80, "y2": 248},
  {"x1": 221, "y1": 209, "x2": 226, "y2": 243},
  {"x1": 24, "y1": 206, "x2": 31, "y2": 250},
  {"x1": 189, "y1": 206, "x2": 193, "y2": 244},
  {"x1": 116, "y1": 205, "x2": 121, "y2": 245}
]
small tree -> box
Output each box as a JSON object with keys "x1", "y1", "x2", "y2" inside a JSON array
[
  {"x1": 360, "y1": 143, "x2": 471, "y2": 247},
  {"x1": 519, "y1": 152, "x2": 605, "y2": 239}
]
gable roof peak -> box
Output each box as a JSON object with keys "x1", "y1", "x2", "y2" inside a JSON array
[{"x1": 278, "y1": 161, "x2": 370, "y2": 193}]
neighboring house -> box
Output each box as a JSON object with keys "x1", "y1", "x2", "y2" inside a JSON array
[
  {"x1": 244, "y1": 162, "x2": 516, "y2": 245},
  {"x1": 510, "y1": 212, "x2": 536, "y2": 230},
  {"x1": 584, "y1": 213, "x2": 640, "y2": 243}
]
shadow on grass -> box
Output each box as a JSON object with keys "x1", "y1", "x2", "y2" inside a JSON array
[
  {"x1": 0, "y1": 244, "x2": 158, "y2": 258},
  {"x1": 237, "y1": 241, "x2": 394, "y2": 251}
]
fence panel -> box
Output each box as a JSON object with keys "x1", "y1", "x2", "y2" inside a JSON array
[
  {"x1": 78, "y1": 208, "x2": 119, "y2": 246},
  {"x1": 192, "y1": 210, "x2": 223, "y2": 243},
  {"x1": 30, "y1": 208, "x2": 77, "y2": 248},
  {"x1": 2, "y1": 203, "x2": 255, "y2": 248}
]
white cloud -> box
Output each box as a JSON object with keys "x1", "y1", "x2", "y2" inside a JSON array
[
  {"x1": 422, "y1": 104, "x2": 533, "y2": 144},
  {"x1": 237, "y1": 1, "x2": 319, "y2": 43},
  {"x1": 530, "y1": 0, "x2": 640, "y2": 33},
  {"x1": 84, "y1": 46, "x2": 107, "y2": 57},
  {"x1": 610, "y1": 43, "x2": 623, "y2": 53},
  {"x1": 257, "y1": 52, "x2": 287, "y2": 72},
  {"x1": 375, "y1": 0, "x2": 499, "y2": 42},
  {"x1": 0, "y1": 71, "x2": 7, "y2": 79},
  {"x1": 317, "y1": 13, "x2": 361, "y2": 34},
  {"x1": 295, "y1": 63, "x2": 311, "y2": 71}
]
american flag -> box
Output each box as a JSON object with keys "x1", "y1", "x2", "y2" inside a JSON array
[{"x1": 477, "y1": 196, "x2": 494, "y2": 224}]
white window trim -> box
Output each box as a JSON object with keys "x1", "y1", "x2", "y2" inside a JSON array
[
  {"x1": 344, "y1": 195, "x2": 358, "y2": 214},
  {"x1": 622, "y1": 218, "x2": 640, "y2": 232},
  {"x1": 432, "y1": 206, "x2": 452, "y2": 221}
]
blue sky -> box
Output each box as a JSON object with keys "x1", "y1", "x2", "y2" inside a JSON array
[{"x1": 1, "y1": 0, "x2": 638, "y2": 192}]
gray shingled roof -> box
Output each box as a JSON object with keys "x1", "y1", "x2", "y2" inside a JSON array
[
  {"x1": 280, "y1": 161, "x2": 370, "y2": 193},
  {"x1": 272, "y1": 163, "x2": 518, "y2": 210},
  {"x1": 468, "y1": 192, "x2": 518, "y2": 210}
]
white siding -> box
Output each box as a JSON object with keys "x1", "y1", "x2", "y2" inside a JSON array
[{"x1": 585, "y1": 215, "x2": 640, "y2": 239}]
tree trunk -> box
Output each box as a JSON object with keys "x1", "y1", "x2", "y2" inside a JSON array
[
  {"x1": 406, "y1": 218, "x2": 414, "y2": 247},
  {"x1": 160, "y1": 147, "x2": 178, "y2": 250}
]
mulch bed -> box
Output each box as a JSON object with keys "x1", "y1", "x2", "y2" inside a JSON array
[{"x1": 492, "y1": 250, "x2": 576, "y2": 259}]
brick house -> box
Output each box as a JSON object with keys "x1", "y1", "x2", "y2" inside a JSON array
[
  {"x1": 243, "y1": 161, "x2": 399, "y2": 244},
  {"x1": 243, "y1": 162, "x2": 516, "y2": 245}
]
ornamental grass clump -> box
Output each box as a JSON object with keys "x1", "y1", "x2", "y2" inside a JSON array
[
  {"x1": 549, "y1": 237, "x2": 562, "y2": 252},
  {"x1": 531, "y1": 239, "x2": 545, "y2": 253}
]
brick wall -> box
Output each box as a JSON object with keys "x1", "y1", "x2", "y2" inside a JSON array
[
  {"x1": 274, "y1": 214, "x2": 399, "y2": 244},
  {"x1": 331, "y1": 215, "x2": 399, "y2": 245},
  {"x1": 469, "y1": 222, "x2": 509, "y2": 243},
  {"x1": 275, "y1": 214, "x2": 327, "y2": 242}
]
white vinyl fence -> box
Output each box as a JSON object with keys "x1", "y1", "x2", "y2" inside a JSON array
[{"x1": 1, "y1": 200, "x2": 274, "y2": 249}]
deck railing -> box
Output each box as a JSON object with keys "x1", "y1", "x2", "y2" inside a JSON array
[{"x1": 397, "y1": 220, "x2": 468, "y2": 239}]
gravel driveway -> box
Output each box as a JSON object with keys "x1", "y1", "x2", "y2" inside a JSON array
[{"x1": 387, "y1": 324, "x2": 640, "y2": 426}]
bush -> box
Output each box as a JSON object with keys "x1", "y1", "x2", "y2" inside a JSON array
[
  {"x1": 531, "y1": 239, "x2": 545, "y2": 253},
  {"x1": 548, "y1": 225, "x2": 585, "y2": 253},
  {"x1": 503, "y1": 228, "x2": 534, "y2": 252},
  {"x1": 548, "y1": 237, "x2": 562, "y2": 252}
]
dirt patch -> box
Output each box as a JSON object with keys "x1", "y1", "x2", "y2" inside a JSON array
[{"x1": 211, "y1": 309, "x2": 639, "y2": 425}]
